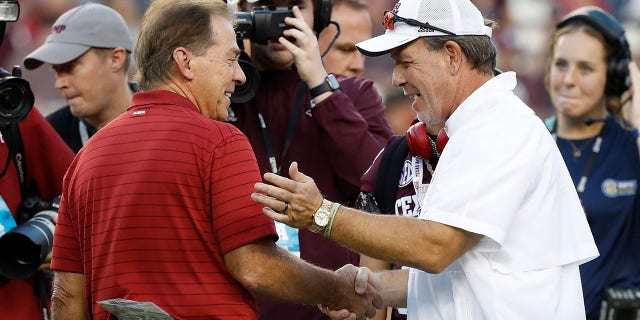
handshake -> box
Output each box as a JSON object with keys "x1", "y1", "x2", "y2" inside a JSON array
[{"x1": 325, "y1": 264, "x2": 384, "y2": 320}]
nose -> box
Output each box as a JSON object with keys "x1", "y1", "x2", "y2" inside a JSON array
[
  {"x1": 234, "y1": 61, "x2": 246, "y2": 85},
  {"x1": 54, "y1": 73, "x2": 68, "y2": 91},
  {"x1": 561, "y1": 66, "x2": 577, "y2": 87},
  {"x1": 392, "y1": 65, "x2": 406, "y2": 88}
]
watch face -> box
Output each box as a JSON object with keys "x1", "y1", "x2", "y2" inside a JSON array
[
  {"x1": 327, "y1": 74, "x2": 340, "y2": 90},
  {"x1": 314, "y1": 209, "x2": 330, "y2": 227}
]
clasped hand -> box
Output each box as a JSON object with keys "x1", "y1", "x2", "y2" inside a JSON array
[{"x1": 322, "y1": 265, "x2": 383, "y2": 320}]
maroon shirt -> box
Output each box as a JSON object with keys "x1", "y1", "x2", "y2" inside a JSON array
[
  {"x1": 360, "y1": 137, "x2": 435, "y2": 217},
  {"x1": 231, "y1": 70, "x2": 392, "y2": 320}
]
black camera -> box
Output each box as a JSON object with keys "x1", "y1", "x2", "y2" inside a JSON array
[
  {"x1": 235, "y1": 7, "x2": 294, "y2": 45},
  {"x1": 0, "y1": 196, "x2": 59, "y2": 279},
  {"x1": 599, "y1": 288, "x2": 640, "y2": 320},
  {"x1": 1, "y1": 0, "x2": 33, "y2": 127},
  {"x1": 0, "y1": 66, "x2": 34, "y2": 126},
  {"x1": 231, "y1": 7, "x2": 292, "y2": 104}
]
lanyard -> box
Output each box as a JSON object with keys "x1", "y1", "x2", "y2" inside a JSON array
[
  {"x1": 257, "y1": 82, "x2": 307, "y2": 174},
  {"x1": 410, "y1": 147, "x2": 438, "y2": 216},
  {"x1": 552, "y1": 121, "x2": 606, "y2": 200}
]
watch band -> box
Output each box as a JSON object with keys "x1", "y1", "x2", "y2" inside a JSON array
[
  {"x1": 309, "y1": 199, "x2": 333, "y2": 233},
  {"x1": 309, "y1": 74, "x2": 339, "y2": 99},
  {"x1": 323, "y1": 202, "x2": 341, "y2": 238}
]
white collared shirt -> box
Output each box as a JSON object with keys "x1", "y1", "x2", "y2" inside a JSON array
[{"x1": 407, "y1": 72, "x2": 598, "y2": 319}]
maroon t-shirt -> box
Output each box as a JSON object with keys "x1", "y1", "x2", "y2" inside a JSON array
[
  {"x1": 52, "y1": 91, "x2": 277, "y2": 319},
  {"x1": 231, "y1": 70, "x2": 392, "y2": 320},
  {"x1": 360, "y1": 136, "x2": 435, "y2": 217}
]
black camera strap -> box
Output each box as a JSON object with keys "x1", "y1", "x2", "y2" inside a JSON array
[
  {"x1": 257, "y1": 82, "x2": 307, "y2": 175},
  {"x1": 0, "y1": 124, "x2": 27, "y2": 197}
]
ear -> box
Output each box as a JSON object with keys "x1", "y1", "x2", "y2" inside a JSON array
[
  {"x1": 443, "y1": 41, "x2": 462, "y2": 75},
  {"x1": 110, "y1": 47, "x2": 128, "y2": 73},
  {"x1": 172, "y1": 47, "x2": 194, "y2": 80}
]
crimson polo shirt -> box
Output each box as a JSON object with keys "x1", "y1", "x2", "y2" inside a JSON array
[{"x1": 52, "y1": 90, "x2": 277, "y2": 319}]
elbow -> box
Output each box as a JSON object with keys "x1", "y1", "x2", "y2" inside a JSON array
[
  {"x1": 232, "y1": 267, "x2": 266, "y2": 294},
  {"x1": 413, "y1": 245, "x2": 457, "y2": 274},
  {"x1": 415, "y1": 257, "x2": 450, "y2": 274}
]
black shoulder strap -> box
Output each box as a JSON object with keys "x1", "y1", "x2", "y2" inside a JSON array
[
  {"x1": 374, "y1": 136, "x2": 409, "y2": 214},
  {"x1": 1, "y1": 124, "x2": 27, "y2": 197}
]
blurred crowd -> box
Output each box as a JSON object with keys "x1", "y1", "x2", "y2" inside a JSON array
[{"x1": 1, "y1": 0, "x2": 639, "y2": 119}]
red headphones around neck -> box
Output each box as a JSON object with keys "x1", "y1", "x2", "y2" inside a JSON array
[{"x1": 406, "y1": 120, "x2": 448, "y2": 160}]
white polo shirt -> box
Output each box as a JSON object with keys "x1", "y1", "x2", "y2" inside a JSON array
[{"x1": 407, "y1": 72, "x2": 599, "y2": 320}]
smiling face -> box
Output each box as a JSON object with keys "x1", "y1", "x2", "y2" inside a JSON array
[
  {"x1": 390, "y1": 39, "x2": 453, "y2": 127},
  {"x1": 548, "y1": 28, "x2": 608, "y2": 120},
  {"x1": 318, "y1": 3, "x2": 371, "y2": 77},
  {"x1": 190, "y1": 15, "x2": 246, "y2": 120}
]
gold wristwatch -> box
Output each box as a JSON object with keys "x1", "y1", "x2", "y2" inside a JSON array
[{"x1": 309, "y1": 199, "x2": 333, "y2": 234}]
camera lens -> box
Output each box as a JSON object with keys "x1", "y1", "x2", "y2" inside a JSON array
[
  {"x1": 231, "y1": 51, "x2": 260, "y2": 104},
  {"x1": 0, "y1": 211, "x2": 56, "y2": 279},
  {"x1": 0, "y1": 77, "x2": 34, "y2": 124}
]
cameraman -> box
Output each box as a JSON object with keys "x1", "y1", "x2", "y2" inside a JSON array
[
  {"x1": 0, "y1": 108, "x2": 74, "y2": 318},
  {"x1": 230, "y1": 1, "x2": 392, "y2": 319}
]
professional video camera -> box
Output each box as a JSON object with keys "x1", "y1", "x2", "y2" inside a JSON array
[
  {"x1": 0, "y1": 67, "x2": 34, "y2": 126},
  {"x1": 235, "y1": 6, "x2": 293, "y2": 45},
  {"x1": 0, "y1": 0, "x2": 34, "y2": 126},
  {"x1": 0, "y1": 196, "x2": 59, "y2": 279},
  {"x1": 230, "y1": 7, "x2": 293, "y2": 104}
]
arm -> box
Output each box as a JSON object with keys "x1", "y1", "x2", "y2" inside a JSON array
[
  {"x1": 280, "y1": 7, "x2": 392, "y2": 192},
  {"x1": 252, "y1": 162, "x2": 483, "y2": 273},
  {"x1": 51, "y1": 271, "x2": 88, "y2": 320},
  {"x1": 224, "y1": 237, "x2": 380, "y2": 318}
]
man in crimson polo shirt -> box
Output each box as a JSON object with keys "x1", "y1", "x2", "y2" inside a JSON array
[{"x1": 50, "y1": 1, "x2": 379, "y2": 319}]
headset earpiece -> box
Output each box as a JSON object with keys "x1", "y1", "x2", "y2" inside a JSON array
[
  {"x1": 313, "y1": 0, "x2": 333, "y2": 34},
  {"x1": 406, "y1": 121, "x2": 448, "y2": 160},
  {"x1": 556, "y1": 6, "x2": 631, "y2": 96}
]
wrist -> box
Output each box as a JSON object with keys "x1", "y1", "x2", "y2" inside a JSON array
[
  {"x1": 309, "y1": 199, "x2": 335, "y2": 234},
  {"x1": 309, "y1": 74, "x2": 340, "y2": 100},
  {"x1": 306, "y1": 73, "x2": 328, "y2": 90},
  {"x1": 323, "y1": 202, "x2": 341, "y2": 238}
]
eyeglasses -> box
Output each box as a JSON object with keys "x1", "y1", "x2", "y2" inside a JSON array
[{"x1": 383, "y1": 11, "x2": 456, "y2": 36}]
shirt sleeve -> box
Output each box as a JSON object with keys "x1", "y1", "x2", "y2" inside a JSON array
[
  {"x1": 210, "y1": 128, "x2": 277, "y2": 254},
  {"x1": 310, "y1": 76, "x2": 393, "y2": 197}
]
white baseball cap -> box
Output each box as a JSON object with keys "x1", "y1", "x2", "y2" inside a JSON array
[
  {"x1": 23, "y1": 2, "x2": 134, "y2": 70},
  {"x1": 356, "y1": 0, "x2": 492, "y2": 57}
]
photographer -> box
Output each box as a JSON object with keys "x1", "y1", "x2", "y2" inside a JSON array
[
  {"x1": 0, "y1": 4, "x2": 74, "y2": 320},
  {"x1": 0, "y1": 76, "x2": 74, "y2": 318},
  {"x1": 229, "y1": 0, "x2": 392, "y2": 319}
]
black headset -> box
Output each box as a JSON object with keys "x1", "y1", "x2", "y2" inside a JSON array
[
  {"x1": 313, "y1": 0, "x2": 333, "y2": 34},
  {"x1": 556, "y1": 6, "x2": 631, "y2": 96}
]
